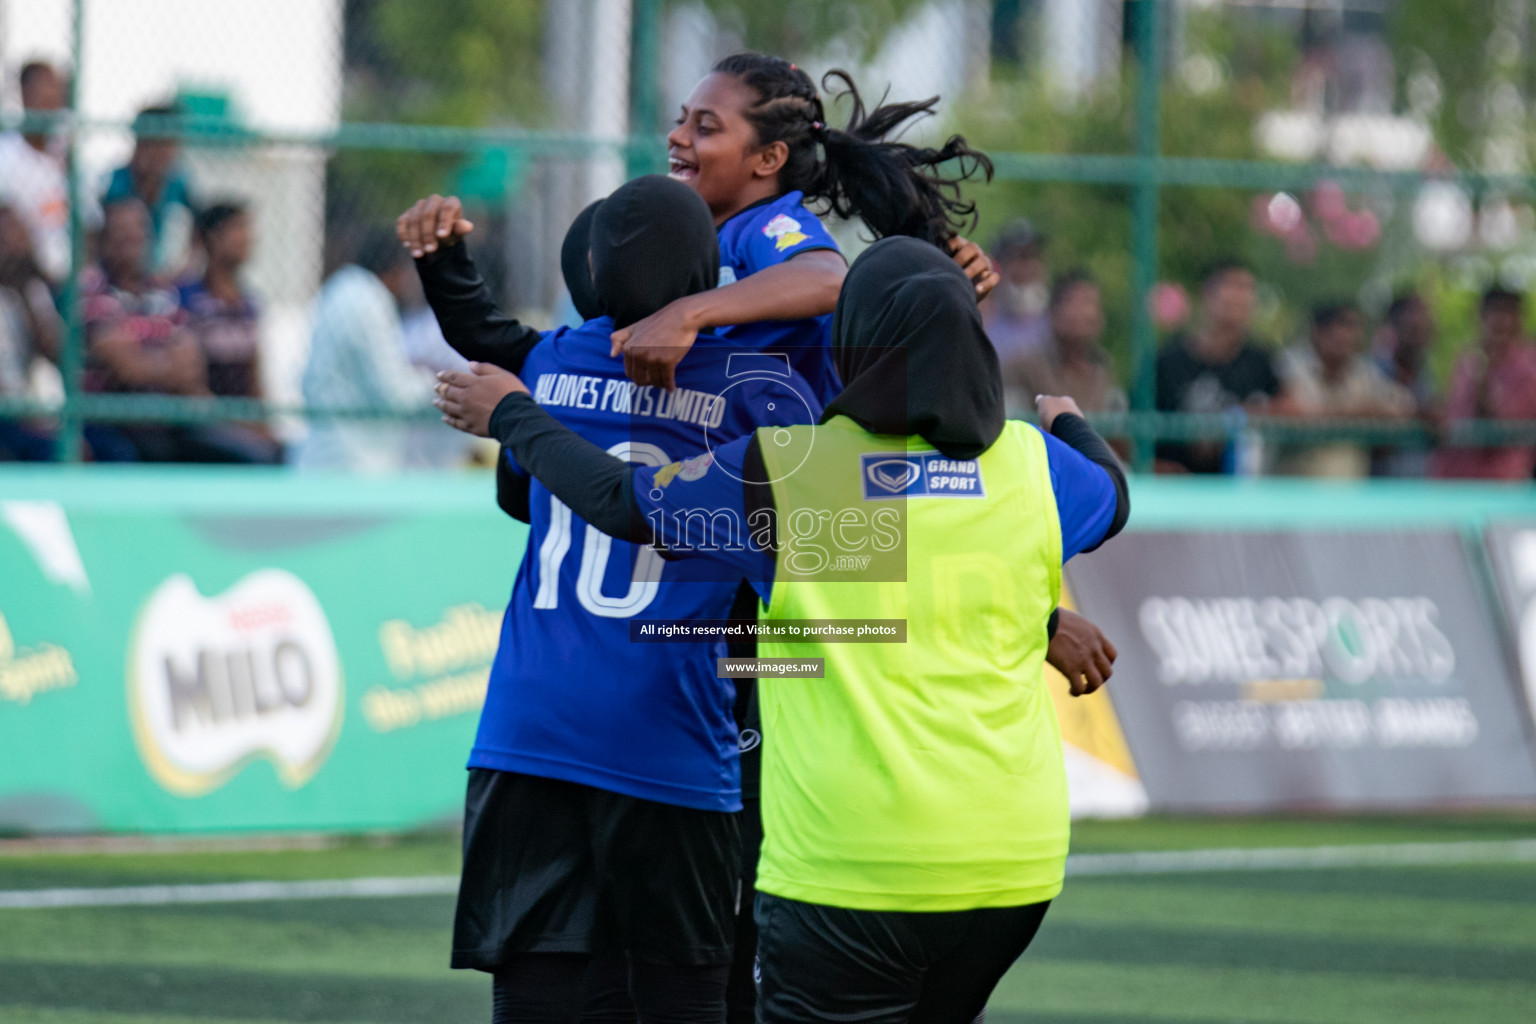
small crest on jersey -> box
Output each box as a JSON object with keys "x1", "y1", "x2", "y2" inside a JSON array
[
  {"x1": 653, "y1": 451, "x2": 713, "y2": 490},
  {"x1": 762, "y1": 213, "x2": 809, "y2": 252},
  {"x1": 860, "y1": 452, "x2": 985, "y2": 499},
  {"x1": 717, "y1": 265, "x2": 737, "y2": 287},
  {"x1": 653, "y1": 462, "x2": 683, "y2": 490},
  {"x1": 678, "y1": 451, "x2": 714, "y2": 481}
]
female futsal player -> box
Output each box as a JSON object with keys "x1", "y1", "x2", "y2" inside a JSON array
[
  {"x1": 410, "y1": 193, "x2": 1113, "y2": 1024},
  {"x1": 399, "y1": 52, "x2": 1000, "y2": 400},
  {"x1": 612, "y1": 52, "x2": 996, "y2": 395},
  {"x1": 434, "y1": 235, "x2": 1130, "y2": 1024},
  {"x1": 436, "y1": 178, "x2": 824, "y2": 1024}
]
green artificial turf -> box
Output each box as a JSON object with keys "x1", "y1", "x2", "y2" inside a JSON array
[{"x1": 1, "y1": 817, "x2": 1532, "y2": 1023}]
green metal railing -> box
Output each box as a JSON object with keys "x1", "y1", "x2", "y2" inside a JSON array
[
  {"x1": 2, "y1": 0, "x2": 1532, "y2": 473},
  {"x1": 57, "y1": 0, "x2": 88, "y2": 463},
  {"x1": 1128, "y1": 0, "x2": 1163, "y2": 422}
]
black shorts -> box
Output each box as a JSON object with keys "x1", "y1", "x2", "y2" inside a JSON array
[
  {"x1": 754, "y1": 892, "x2": 1050, "y2": 1024},
  {"x1": 452, "y1": 768, "x2": 741, "y2": 972},
  {"x1": 724, "y1": 795, "x2": 763, "y2": 1024},
  {"x1": 726, "y1": 599, "x2": 763, "y2": 1023}
]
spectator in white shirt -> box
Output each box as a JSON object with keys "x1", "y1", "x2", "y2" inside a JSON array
[
  {"x1": 292, "y1": 229, "x2": 434, "y2": 472},
  {"x1": 0, "y1": 203, "x2": 63, "y2": 460},
  {"x1": 0, "y1": 63, "x2": 74, "y2": 285}
]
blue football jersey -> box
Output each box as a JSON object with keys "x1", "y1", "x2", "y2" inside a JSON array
[
  {"x1": 716, "y1": 190, "x2": 842, "y2": 405},
  {"x1": 471, "y1": 317, "x2": 821, "y2": 811}
]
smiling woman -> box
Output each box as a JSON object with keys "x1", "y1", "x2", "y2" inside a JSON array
[
  {"x1": 612, "y1": 51, "x2": 1001, "y2": 393},
  {"x1": 670, "y1": 55, "x2": 992, "y2": 242}
]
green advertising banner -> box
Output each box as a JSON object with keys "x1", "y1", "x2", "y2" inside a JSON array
[
  {"x1": 0, "y1": 468, "x2": 524, "y2": 834},
  {"x1": 4, "y1": 470, "x2": 1534, "y2": 833}
]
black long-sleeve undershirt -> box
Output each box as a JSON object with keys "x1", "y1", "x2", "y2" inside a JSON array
[
  {"x1": 417, "y1": 244, "x2": 543, "y2": 521},
  {"x1": 415, "y1": 244, "x2": 543, "y2": 373},
  {"x1": 495, "y1": 453, "x2": 533, "y2": 522},
  {"x1": 1048, "y1": 413, "x2": 1130, "y2": 549},
  {"x1": 489, "y1": 393, "x2": 650, "y2": 542}
]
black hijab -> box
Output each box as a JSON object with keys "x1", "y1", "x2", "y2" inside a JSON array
[
  {"x1": 590, "y1": 175, "x2": 719, "y2": 329},
  {"x1": 823, "y1": 235, "x2": 1004, "y2": 459},
  {"x1": 560, "y1": 200, "x2": 604, "y2": 322}
]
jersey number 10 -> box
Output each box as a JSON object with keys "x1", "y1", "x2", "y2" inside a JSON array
[{"x1": 531, "y1": 441, "x2": 670, "y2": 619}]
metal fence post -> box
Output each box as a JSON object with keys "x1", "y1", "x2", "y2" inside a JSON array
[
  {"x1": 1129, "y1": 0, "x2": 1163, "y2": 472},
  {"x1": 628, "y1": 0, "x2": 664, "y2": 178},
  {"x1": 55, "y1": 0, "x2": 87, "y2": 463}
]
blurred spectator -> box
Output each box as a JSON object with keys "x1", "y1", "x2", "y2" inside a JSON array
[
  {"x1": 0, "y1": 204, "x2": 61, "y2": 368},
  {"x1": 1273, "y1": 302, "x2": 1414, "y2": 478},
  {"x1": 1005, "y1": 269, "x2": 1127, "y2": 418},
  {"x1": 178, "y1": 201, "x2": 282, "y2": 463},
  {"x1": 180, "y1": 203, "x2": 261, "y2": 397},
  {"x1": 0, "y1": 62, "x2": 71, "y2": 284},
  {"x1": 1431, "y1": 286, "x2": 1536, "y2": 481},
  {"x1": 82, "y1": 199, "x2": 203, "y2": 460},
  {"x1": 0, "y1": 204, "x2": 63, "y2": 459},
  {"x1": 292, "y1": 228, "x2": 434, "y2": 472},
  {"x1": 82, "y1": 200, "x2": 203, "y2": 398},
  {"x1": 102, "y1": 105, "x2": 196, "y2": 279},
  {"x1": 1371, "y1": 291, "x2": 1438, "y2": 477},
  {"x1": 399, "y1": 279, "x2": 470, "y2": 376},
  {"x1": 982, "y1": 219, "x2": 1050, "y2": 373},
  {"x1": 1154, "y1": 260, "x2": 1280, "y2": 474},
  {"x1": 82, "y1": 199, "x2": 267, "y2": 463},
  {"x1": 398, "y1": 274, "x2": 479, "y2": 467}
]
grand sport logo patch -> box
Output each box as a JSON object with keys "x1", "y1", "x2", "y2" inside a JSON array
[
  {"x1": 860, "y1": 452, "x2": 986, "y2": 499},
  {"x1": 129, "y1": 570, "x2": 343, "y2": 795}
]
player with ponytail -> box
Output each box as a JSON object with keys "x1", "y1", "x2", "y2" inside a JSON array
[
  {"x1": 613, "y1": 52, "x2": 998, "y2": 394},
  {"x1": 399, "y1": 53, "x2": 1017, "y2": 1024}
]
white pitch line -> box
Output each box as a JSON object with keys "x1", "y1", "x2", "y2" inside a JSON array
[
  {"x1": 0, "y1": 874, "x2": 458, "y2": 910},
  {"x1": 1065, "y1": 839, "x2": 1536, "y2": 877},
  {"x1": 3, "y1": 840, "x2": 1535, "y2": 910}
]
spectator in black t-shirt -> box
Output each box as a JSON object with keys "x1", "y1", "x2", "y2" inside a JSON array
[{"x1": 1154, "y1": 259, "x2": 1280, "y2": 474}]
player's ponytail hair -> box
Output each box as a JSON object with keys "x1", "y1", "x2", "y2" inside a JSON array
[{"x1": 711, "y1": 52, "x2": 993, "y2": 245}]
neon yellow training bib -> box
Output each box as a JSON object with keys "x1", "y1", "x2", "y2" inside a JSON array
[{"x1": 754, "y1": 415, "x2": 1067, "y2": 911}]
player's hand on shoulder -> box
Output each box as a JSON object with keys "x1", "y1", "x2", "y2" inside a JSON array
[
  {"x1": 609, "y1": 298, "x2": 699, "y2": 392},
  {"x1": 948, "y1": 235, "x2": 1000, "y2": 300},
  {"x1": 397, "y1": 194, "x2": 475, "y2": 259},
  {"x1": 435, "y1": 362, "x2": 528, "y2": 437},
  {"x1": 1047, "y1": 608, "x2": 1116, "y2": 697},
  {"x1": 1035, "y1": 394, "x2": 1084, "y2": 432}
]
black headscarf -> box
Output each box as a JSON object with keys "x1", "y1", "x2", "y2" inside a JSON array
[
  {"x1": 590, "y1": 175, "x2": 719, "y2": 329},
  {"x1": 823, "y1": 235, "x2": 1004, "y2": 459},
  {"x1": 560, "y1": 200, "x2": 604, "y2": 322}
]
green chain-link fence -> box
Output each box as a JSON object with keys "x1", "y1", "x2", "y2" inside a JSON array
[{"x1": 2, "y1": 0, "x2": 1534, "y2": 472}]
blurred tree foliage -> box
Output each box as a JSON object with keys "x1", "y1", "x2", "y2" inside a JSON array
[
  {"x1": 1385, "y1": 0, "x2": 1498, "y2": 169},
  {"x1": 326, "y1": 0, "x2": 544, "y2": 243},
  {"x1": 342, "y1": 0, "x2": 545, "y2": 126},
  {"x1": 956, "y1": 4, "x2": 1508, "y2": 377},
  {"x1": 315, "y1": 0, "x2": 1526, "y2": 374},
  {"x1": 958, "y1": 8, "x2": 1311, "y2": 371},
  {"x1": 696, "y1": 0, "x2": 931, "y2": 62}
]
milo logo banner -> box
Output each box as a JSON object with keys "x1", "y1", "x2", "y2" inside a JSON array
[
  {"x1": 1066, "y1": 530, "x2": 1536, "y2": 811},
  {"x1": 129, "y1": 570, "x2": 344, "y2": 795},
  {"x1": 0, "y1": 482, "x2": 520, "y2": 833}
]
